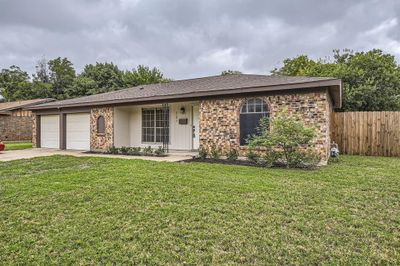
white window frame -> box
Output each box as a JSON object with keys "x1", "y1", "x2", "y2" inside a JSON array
[
  {"x1": 141, "y1": 108, "x2": 170, "y2": 144},
  {"x1": 240, "y1": 98, "x2": 269, "y2": 114}
]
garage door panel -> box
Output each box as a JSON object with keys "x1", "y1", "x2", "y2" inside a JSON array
[
  {"x1": 66, "y1": 113, "x2": 90, "y2": 150},
  {"x1": 45, "y1": 132, "x2": 59, "y2": 139},
  {"x1": 41, "y1": 115, "x2": 60, "y2": 148},
  {"x1": 67, "y1": 131, "x2": 87, "y2": 138}
]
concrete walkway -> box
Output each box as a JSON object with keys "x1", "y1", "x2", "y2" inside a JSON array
[{"x1": 0, "y1": 148, "x2": 195, "y2": 162}]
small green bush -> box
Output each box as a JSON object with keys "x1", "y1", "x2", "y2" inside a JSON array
[
  {"x1": 249, "y1": 109, "x2": 320, "y2": 168},
  {"x1": 120, "y1": 146, "x2": 129, "y2": 155},
  {"x1": 143, "y1": 146, "x2": 153, "y2": 156},
  {"x1": 246, "y1": 149, "x2": 259, "y2": 163},
  {"x1": 154, "y1": 146, "x2": 165, "y2": 156},
  {"x1": 210, "y1": 145, "x2": 221, "y2": 160},
  {"x1": 258, "y1": 150, "x2": 284, "y2": 167},
  {"x1": 198, "y1": 147, "x2": 208, "y2": 159},
  {"x1": 108, "y1": 146, "x2": 119, "y2": 154},
  {"x1": 128, "y1": 147, "x2": 141, "y2": 156},
  {"x1": 287, "y1": 151, "x2": 321, "y2": 169},
  {"x1": 226, "y1": 149, "x2": 238, "y2": 161}
]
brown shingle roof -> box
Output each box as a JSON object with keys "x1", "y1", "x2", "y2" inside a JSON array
[
  {"x1": 30, "y1": 74, "x2": 342, "y2": 110},
  {"x1": 0, "y1": 98, "x2": 55, "y2": 113}
]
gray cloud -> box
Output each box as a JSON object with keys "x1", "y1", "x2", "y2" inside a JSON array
[{"x1": 0, "y1": 0, "x2": 399, "y2": 79}]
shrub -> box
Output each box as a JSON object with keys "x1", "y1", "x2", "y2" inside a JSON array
[
  {"x1": 154, "y1": 146, "x2": 165, "y2": 156},
  {"x1": 287, "y1": 151, "x2": 321, "y2": 169},
  {"x1": 256, "y1": 150, "x2": 282, "y2": 167},
  {"x1": 128, "y1": 147, "x2": 141, "y2": 156},
  {"x1": 210, "y1": 145, "x2": 221, "y2": 160},
  {"x1": 143, "y1": 146, "x2": 153, "y2": 156},
  {"x1": 120, "y1": 146, "x2": 129, "y2": 155},
  {"x1": 246, "y1": 149, "x2": 259, "y2": 163},
  {"x1": 198, "y1": 147, "x2": 208, "y2": 159},
  {"x1": 108, "y1": 146, "x2": 119, "y2": 154},
  {"x1": 248, "y1": 109, "x2": 320, "y2": 168},
  {"x1": 226, "y1": 148, "x2": 238, "y2": 161}
]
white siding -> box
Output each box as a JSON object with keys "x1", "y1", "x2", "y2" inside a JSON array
[
  {"x1": 129, "y1": 107, "x2": 141, "y2": 147},
  {"x1": 114, "y1": 108, "x2": 130, "y2": 147},
  {"x1": 114, "y1": 102, "x2": 198, "y2": 151}
]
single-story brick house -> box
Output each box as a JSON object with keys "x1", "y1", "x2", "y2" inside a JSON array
[
  {"x1": 0, "y1": 98, "x2": 54, "y2": 141},
  {"x1": 28, "y1": 74, "x2": 341, "y2": 160}
]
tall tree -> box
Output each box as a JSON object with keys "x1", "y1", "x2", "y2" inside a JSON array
[
  {"x1": 30, "y1": 81, "x2": 53, "y2": 99},
  {"x1": 123, "y1": 65, "x2": 169, "y2": 87},
  {"x1": 272, "y1": 49, "x2": 400, "y2": 111},
  {"x1": 80, "y1": 62, "x2": 124, "y2": 94},
  {"x1": 29, "y1": 57, "x2": 54, "y2": 99},
  {"x1": 1, "y1": 60, "x2": 170, "y2": 101},
  {"x1": 67, "y1": 76, "x2": 98, "y2": 98},
  {"x1": 0, "y1": 66, "x2": 32, "y2": 101},
  {"x1": 33, "y1": 57, "x2": 50, "y2": 83},
  {"x1": 48, "y1": 57, "x2": 76, "y2": 99}
]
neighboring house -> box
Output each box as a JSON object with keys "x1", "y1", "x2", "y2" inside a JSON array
[
  {"x1": 28, "y1": 74, "x2": 341, "y2": 160},
  {"x1": 0, "y1": 99, "x2": 55, "y2": 141}
]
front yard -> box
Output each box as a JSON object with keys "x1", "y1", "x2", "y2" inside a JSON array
[{"x1": 0, "y1": 155, "x2": 399, "y2": 264}]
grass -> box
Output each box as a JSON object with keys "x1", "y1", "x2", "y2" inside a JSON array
[
  {"x1": 0, "y1": 155, "x2": 399, "y2": 264},
  {"x1": 3, "y1": 141, "x2": 32, "y2": 151}
]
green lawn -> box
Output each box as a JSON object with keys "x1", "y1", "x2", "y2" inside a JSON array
[
  {"x1": 4, "y1": 141, "x2": 32, "y2": 151},
  {"x1": 0, "y1": 155, "x2": 399, "y2": 264}
]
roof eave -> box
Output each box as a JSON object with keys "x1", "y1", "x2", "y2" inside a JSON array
[
  {"x1": 29, "y1": 79, "x2": 342, "y2": 110},
  {"x1": 4, "y1": 98, "x2": 56, "y2": 112}
]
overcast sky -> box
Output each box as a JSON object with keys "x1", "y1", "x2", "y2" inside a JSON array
[{"x1": 0, "y1": 0, "x2": 399, "y2": 79}]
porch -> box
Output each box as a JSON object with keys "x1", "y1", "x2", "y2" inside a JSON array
[{"x1": 113, "y1": 101, "x2": 200, "y2": 152}]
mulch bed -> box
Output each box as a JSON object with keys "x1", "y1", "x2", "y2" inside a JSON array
[
  {"x1": 181, "y1": 158, "x2": 318, "y2": 170},
  {"x1": 82, "y1": 151, "x2": 168, "y2": 157}
]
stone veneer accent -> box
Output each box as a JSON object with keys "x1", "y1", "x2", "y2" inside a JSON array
[
  {"x1": 0, "y1": 114, "x2": 33, "y2": 141},
  {"x1": 199, "y1": 88, "x2": 332, "y2": 160},
  {"x1": 90, "y1": 107, "x2": 114, "y2": 151}
]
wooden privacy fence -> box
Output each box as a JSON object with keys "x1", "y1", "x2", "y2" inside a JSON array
[{"x1": 331, "y1": 112, "x2": 400, "y2": 157}]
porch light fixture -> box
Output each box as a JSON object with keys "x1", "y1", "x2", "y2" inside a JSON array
[{"x1": 180, "y1": 107, "x2": 186, "y2": 114}]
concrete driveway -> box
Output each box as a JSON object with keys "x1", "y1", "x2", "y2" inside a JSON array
[{"x1": 0, "y1": 148, "x2": 194, "y2": 162}]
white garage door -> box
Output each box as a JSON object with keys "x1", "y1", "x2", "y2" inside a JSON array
[
  {"x1": 41, "y1": 115, "x2": 60, "y2": 148},
  {"x1": 66, "y1": 113, "x2": 90, "y2": 150}
]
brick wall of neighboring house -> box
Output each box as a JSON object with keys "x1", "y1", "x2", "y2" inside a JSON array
[
  {"x1": 90, "y1": 107, "x2": 114, "y2": 151},
  {"x1": 199, "y1": 88, "x2": 332, "y2": 161},
  {"x1": 0, "y1": 111, "x2": 33, "y2": 141}
]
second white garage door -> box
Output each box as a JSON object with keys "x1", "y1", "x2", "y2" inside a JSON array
[{"x1": 66, "y1": 113, "x2": 90, "y2": 150}]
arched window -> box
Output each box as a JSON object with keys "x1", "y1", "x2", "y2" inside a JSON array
[
  {"x1": 240, "y1": 98, "x2": 269, "y2": 145},
  {"x1": 97, "y1": 116, "x2": 105, "y2": 134}
]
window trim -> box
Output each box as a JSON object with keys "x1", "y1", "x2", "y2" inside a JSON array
[
  {"x1": 141, "y1": 107, "x2": 170, "y2": 144},
  {"x1": 240, "y1": 98, "x2": 269, "y2": 114}
]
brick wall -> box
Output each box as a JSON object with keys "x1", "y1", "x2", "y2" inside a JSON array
[
  {"x1": 90, "y1": 107, "x2": 114, "y2": 151},
  {"x1": 199, "y1": 88, "x2": 332, "y2": 160},
  {"x1": 10, "y1": 110, "x2": 32, "y2": 117},
  {"x1": 0, "y1": 114, "x2": 33, "y2": 141}
]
